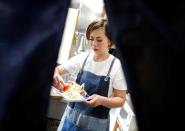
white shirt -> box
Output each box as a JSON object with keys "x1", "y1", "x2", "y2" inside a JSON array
[{"x1": 62, "y1": 52, "x2": 127, "y2": 97}]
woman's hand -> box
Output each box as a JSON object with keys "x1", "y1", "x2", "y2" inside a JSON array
[
  {"x1": 84, "y1": 89, "x2": 126, "y2": 108},
  {"x1": 52, "y1": 68, "x2": 65, "y2": 92},
  {"x1": 84, "y1": 94, "x2": 106, "y2": 107}
]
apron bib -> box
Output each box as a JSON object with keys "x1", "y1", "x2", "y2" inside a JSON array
[{"x1": 61, "y1": 54, "x2": 116, "y2": 131}]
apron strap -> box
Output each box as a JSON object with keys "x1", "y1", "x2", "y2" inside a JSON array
[
  {"x1": 104, "y1": 57, "x2": 116, "y2": 81},
  {"x1": 81, "y1": 54, "x2": 89, "y2": 71},
  {"x1": 75, "y1": 54, "x2": 89, "y2": 84}
]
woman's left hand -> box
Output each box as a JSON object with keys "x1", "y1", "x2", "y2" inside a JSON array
[{"x1": 84, "y1": 94, "x2": 106, "y2": 107}]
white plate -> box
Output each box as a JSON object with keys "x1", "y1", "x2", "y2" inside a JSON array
[
  {"x1": 62, "y1": 98, "x2": 87, "y2": 102},
  {"x1": 60, "y1": 93, "x2": 87, "y2": 102},
  {"x1": 50, "y1": 86, "x2": 88, "y2": 102}
]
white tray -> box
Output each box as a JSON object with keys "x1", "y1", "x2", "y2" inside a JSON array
[{"x1": 50, "y1": 86, "x2": 87, "y2": 102}]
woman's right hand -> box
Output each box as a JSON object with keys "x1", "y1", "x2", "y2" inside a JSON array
[{"x1": 52, "y1": 67, "x2": 65, "y2": 92}]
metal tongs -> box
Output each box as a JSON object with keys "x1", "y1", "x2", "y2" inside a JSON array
[
  {"x1": 80, "y1": 83, "x2": 90, "y2": 98},
  {"x1": 56, "y1": 74, "x2": 70, "y2": 91}
]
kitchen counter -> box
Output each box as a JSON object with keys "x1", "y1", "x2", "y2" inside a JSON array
[
  {"x1": 47, "y1": 87, "x2": 67, "y2": 120},
  {"x1": 47, "y1": 98, "x2": 67, "y2": 120}
]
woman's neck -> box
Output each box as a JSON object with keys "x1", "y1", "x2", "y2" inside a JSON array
[{"x1": 93, "y1": 53, "x2": 110, "y2": 62}]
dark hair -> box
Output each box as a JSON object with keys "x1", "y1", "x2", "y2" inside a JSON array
[{"x1": 86, "y1": 18, "x2": 113, "y2": 47}]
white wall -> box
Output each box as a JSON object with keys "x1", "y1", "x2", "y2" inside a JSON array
[{"x1": 57, "y1": 8, "x2": 80, "y2": 64}]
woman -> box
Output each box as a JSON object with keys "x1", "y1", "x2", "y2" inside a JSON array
[{"x1": 53, "y1": 18, "x2": 127, "y2": 131}]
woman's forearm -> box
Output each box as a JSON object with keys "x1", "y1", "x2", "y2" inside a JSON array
[
  {"x1": 101, "y1": 96, "x2": 126, "y2": 108},
  {"x1": 85, "y1": 90, "x2": 126, "y2": 108},
  {"x1": 56, "y1": 65, "x2": 69, "y2": 76}
]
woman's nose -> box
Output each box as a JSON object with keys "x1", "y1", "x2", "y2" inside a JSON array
[{"x1": 91, "y1": 41, "x2": 97, "y2": 46}]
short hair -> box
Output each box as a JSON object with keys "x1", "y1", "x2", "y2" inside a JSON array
[{"x1": 86, "y1": 18, "x2": 113, "y2": 47}]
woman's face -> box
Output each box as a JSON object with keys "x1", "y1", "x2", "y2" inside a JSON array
[{"x1": 89, "y1": 29, "x2": 110, "y2": 55}]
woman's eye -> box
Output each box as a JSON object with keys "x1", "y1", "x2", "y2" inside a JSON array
[{"x1": 97, "y1": 40, "x2": 102, "y2": 42}]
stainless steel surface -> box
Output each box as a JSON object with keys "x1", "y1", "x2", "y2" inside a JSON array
[
  {"x1": 69, "y1": 0, "x2": 104, "y2": 33},
  {"x1": 69, "y1": 0, "x2": 82, "y2": 9},
  {"x1": 47, "y1": 98, "x2": 67, "y2": 120},
  {"x1": 76, "y1": 0, "x2": 104, "y2": 33}
]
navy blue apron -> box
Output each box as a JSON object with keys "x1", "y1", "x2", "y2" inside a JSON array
[{"x1": 61, "y1": 54, "x2": 116, "y2": 131}]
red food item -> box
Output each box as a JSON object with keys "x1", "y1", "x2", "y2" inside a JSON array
[{"x1": 63, "y1": 85, "x2": 70, "y2": 91}]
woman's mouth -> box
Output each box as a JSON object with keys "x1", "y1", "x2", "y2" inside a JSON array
[{"x1": 93, "y1": 49, "x2": 98, "y2": 51}]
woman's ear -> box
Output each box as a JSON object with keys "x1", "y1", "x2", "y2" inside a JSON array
[
  {"x1": 108, "y1": 43, "x2": 111, "y2": 48},
  {"x1": 108, "y1": 40, "x2": 113, "y2": 48}
]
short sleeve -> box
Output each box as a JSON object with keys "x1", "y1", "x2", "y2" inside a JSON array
[
  {"x1": 111, "y1": 59, "x2": 127, "y2": 90},
  {"x1": 62, "y1": 52, "x2": 87, "y2": 74}
]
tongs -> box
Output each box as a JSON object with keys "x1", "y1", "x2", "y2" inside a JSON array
[
  {"x1": 56, "y1": 74, "x2": 70, "y2": 91},
  {"x1": 80, "y1": 83, "x2": 90, "y2": 97}
]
